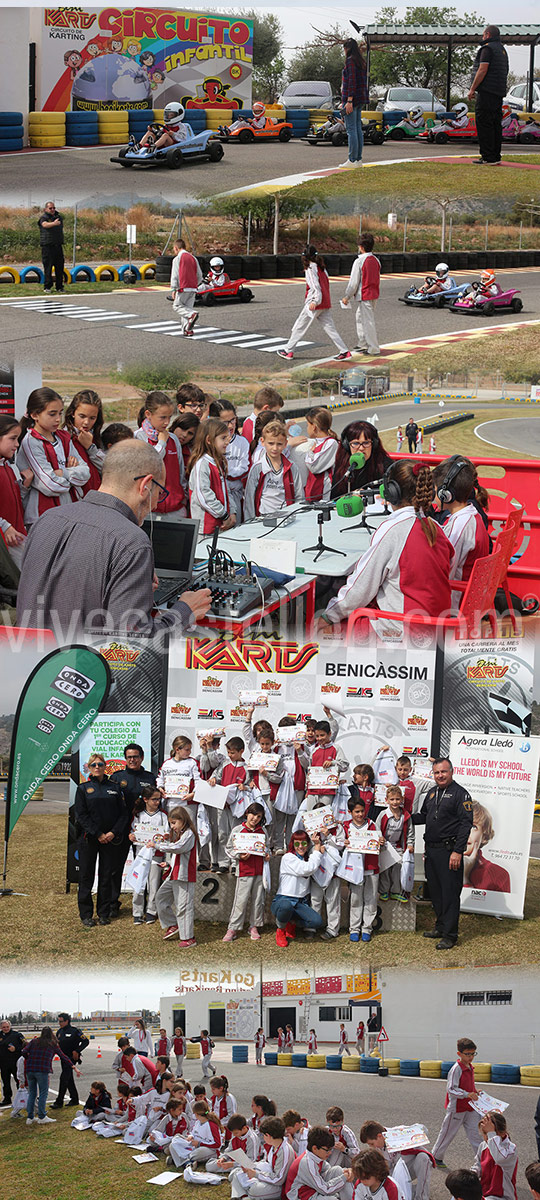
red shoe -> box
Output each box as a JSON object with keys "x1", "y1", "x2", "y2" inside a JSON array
[
  {"x1": 276, "y1": 929, "x2": 289, "y2": 948},
  {"x1": 284, "y1": 921, "x2": 297, "y2": 940},
  {"x1": 164, "y1": 925, "x2": 179, "y2": 940},
  {"x1": 179, "y1": 937, "x2": 197, "y2": 948}
]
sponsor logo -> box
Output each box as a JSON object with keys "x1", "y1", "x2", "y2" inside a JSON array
[
  {"x1": 520, "y1": 741, "x2": 531, "y2": 753},
  {"x1": 99, "y1": 642, "x2": 141, "y2": 668},
  {"x1": 44, "y1": 696, "x2": 71, "y2": 720},
  {"x1": 379, "y1": 685, "x2": 400, "y2": 697},
  {"x1": 347, "y1": 686, "x2": 373, "y2": 699},
  {"x1": 466, "y1": 658, "x2": 509, "y2": 685},
  {"x1": 186, "y1": 639, "x2": 318, "y2": 674},
  {"x1": 321, "y1": 683, "x2": 340, "y2": 693},
  {"x1": 458, "y1": 735, "x2": 514, "y2": 748},
  {"x1": 202, "y1": 676, "x2": 222, "y2": 690},
  {"x1": 230, "y1": 705, "x2": 249, "y2": 721},
  {"x1": 470, "y1": 889, "x2": 487, "y2": 899},
  {"x1": 285, "y1": 712, "x2": 312, "y2": 722},
  {"x1": 402, "y1": 746, "x2": 429, "y2": 756},
  {"x1": 37, "y1": 718, "x2": 55, "y2": 735},
  {"x1": 53, "y1": 666, "x2": 96, "y2": 703},
  {"x1": 44, "y1": 8, "x2": 97, "y2": 29},
  {"x1": 198, "y1": 708, "x2": 225, "y2": 721},
  {"x1": 407, "y1": 715, "x2": 428, "y2": 727},
  {"x1": 408, "y1": 682, "x2": 431, "y2": 706},
  {"x1": 261, "y1": 680, "x2": 281, "y2": 692},
  {"x1": 170, "y1": 703, "x2": 191, "y2": 716}
]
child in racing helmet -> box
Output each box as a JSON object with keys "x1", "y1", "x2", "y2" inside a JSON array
[
  {"x1": 461, "y1": 269, "x2": 500, "y2": 304},
  {"x1": 138, "y1": 102, "x2": 191, "y2": 153},
  {"x1": 405, "y1": 103, "x2": 425, "y2": 131},
  {"x1": 224, "y1": 102, "x2": 267, "y2": 135},
  {"x1": 419, "y1": 262, "x2": 456, "y2": 296},
  {"x1": 447, "y1": 101, "x2": 469, "y2": 129},
  {"x1": 206, "y1": 257, "x2": 230, "y2": 288}
]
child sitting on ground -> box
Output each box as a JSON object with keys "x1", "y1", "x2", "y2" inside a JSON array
[{"x1": 360, "y1": 1120, "x2": 434, "y2": 1200}]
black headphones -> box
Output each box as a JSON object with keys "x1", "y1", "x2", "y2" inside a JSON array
[
  {"x1": 436, "y1": 456, "x2": 468, "y2": 504},
  {"x1": 341, "y1": 423, "x2": 380, "y2": 456},
  {"x1": 381, "y1": 462, "x2": 402, "y2": 506}
]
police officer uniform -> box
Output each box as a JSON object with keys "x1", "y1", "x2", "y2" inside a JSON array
[
  {"x1": 413, "y1": 777, "x2": 473, "y2": 946},
  {"x1": 108, "y1": 764, "x2": 156, "y2": 914},
  {"x1": 74, "y1": 776, "x2": 127, "y2": 926},
  {"x1": 51, "y1": 1021, "x2": 89, "y2": 1107}
]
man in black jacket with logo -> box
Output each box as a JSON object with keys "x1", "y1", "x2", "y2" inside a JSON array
[
  {"x1": 406, "y1": 418, "x2": 419, "y2": 453},
  {"x1": 468, "y1": 26, "x2": 509, "y2": 165},
  {"x1": 0, "y1": 1020, "x2": 25, "y2": 1107},
  {"x1": 109, "y1": 743, "x2": 156, "y2": 919},
  {"x1": 74, "y1": 753, "x2": 128, "y2": 928},
  {"x1": 412, "y1": 757, "x2": 473, "y2": 949},
  {"x1": 51, "y1": 1014, "x2": 89, "y2": 1108},
  {"x1": 38, "y1": 201, "x2": 65, "y2": 293}
]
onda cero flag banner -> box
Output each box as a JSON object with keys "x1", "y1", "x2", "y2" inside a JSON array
[{"x1": 5, "y1": 645, "x2": 110, "y2": 840}]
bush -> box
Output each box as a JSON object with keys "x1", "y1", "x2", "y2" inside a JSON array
[{"x1": 118, "y1": 363, "x2": 190, "y2": 392}]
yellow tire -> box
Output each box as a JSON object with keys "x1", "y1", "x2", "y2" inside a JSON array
[
  {"x1": 0, "y1": 266, "x2": 21, "y2": 283},
  {"x1": 28, "y1": 111, "x2": 66, "y2": 125},
  {"x1": 98, "y1": 120, "x2": 129, "y2": 131},
  {"x1": 29, "y1": 135, "x2": 66, "y2": 147},
  {"x1": 94, "y1": 264, "x2": 119, "y2": 282},
  {"x1": 277, "y1": 1053, "x2": 293, "y2": 1066},
  {"x1": 185, "y1": 1043, "x2": 200, "y2": 1058},
  {"x1": 307, "y1": 1055, "x2": 325, "y2": 1069},
  {"x1": 520, "y1": 1075, "x2": 540, "y2": 1087},
  {"x1": 98, "y1": 134, "x2": 128, "y2": 145},
  {"x1": 28, "y1": 122, "x2": 66, "y2": 135},
  {"x1": 473, "y1": 1064, "x2": 491, "y2": 1081},
  {"x1": 420, "y1": 1061, "x2": 442, "y2": 1077},
  {"x1": 153, "y1": 109, "x2": 165, "y2": 122},
  {"x1": 139, "y1": 262, "x2": 156, "y2": 279},
  {"x1": 97, "y1": 111, "x2": 129, "y2": 123},
  {"x1": 342, "y1": 1058, "x2": 360, "y2": 1072},
  {"x1": 521, "y1": 1065, "x2": 540, "y2": 1077}
]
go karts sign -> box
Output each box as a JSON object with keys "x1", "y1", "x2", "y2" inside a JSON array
[{"x1": 39, "y1": 7, "x2": 253, "y2": 112}]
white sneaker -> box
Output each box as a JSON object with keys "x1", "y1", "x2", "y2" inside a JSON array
[
  {"x1": 35, "y1": 1115, "x2": 56, "y2": 1124},
  {"x1": 338, "y1": 160, "x2": 353, "y2": 168},
  {"x1": 26, "y1": 1117, "x2": 35, "y2": 1124}
]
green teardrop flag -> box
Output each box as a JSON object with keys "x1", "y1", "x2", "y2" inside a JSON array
[{"x1": 4, "y1": 644, "x2": 111, "y2": 840}]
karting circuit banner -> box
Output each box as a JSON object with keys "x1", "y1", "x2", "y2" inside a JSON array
[
  {"x1": 39, "y1": 7, "x2": 254, "y2": 111},
  {"x1": 165, "y1": 632, "x2": 439, "y2": 767},
  {"x1": 450, "y1": 729, "x2": 540, "y2": 920},
  {"x1": 440, "y1": 629, "x2": 536, "y2": 750}
]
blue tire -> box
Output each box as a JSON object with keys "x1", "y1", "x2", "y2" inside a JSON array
[
  {"x1": 291, "y1": 1055, "x2": 307, "y2": 1067},
  {"x1": 20, "y1": 265, "x2": 45, "y2": 284},
  {"x1": 0, "y1": 139, "x2": 23, "y2": 151},
  {"x1": 118, "y1": 264, "x2": 141, "y2": 282},
  {"x1": 441, "y1": 1061, "x2": 454, "y2": 1078},
  {"x1": 66, "y1": 135, "x2": 98, "y2": 146},
  {"x1": 0, "y1": 126, "x2": 24, "y2": 139},
  {"x1": 66, "y1": 122, "x2": 98, "y2": 134},
  {"x1": 70, "y1": 265, "x2": 96, "y2": 283},
  {"x1": 0, "y1": 112, "x2": 23, "y2": 124},
  {"x1": 264, "y1": 1053, "x2": 278, "y2": 1065},
  {"x1": 67, "y1": 110, "x2": 100, "y2": 124}
]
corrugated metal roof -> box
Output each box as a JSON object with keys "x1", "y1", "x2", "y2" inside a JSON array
[{"x1": 361, "y1": 24, "x2": 540, "y2": 45}]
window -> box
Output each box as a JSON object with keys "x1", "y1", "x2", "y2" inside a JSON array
[
  {"x1": 319, "y1": 1006, "x2": 352, "y2": 1022},
  {"x1": 458, "y1": 990, "x2": 512, "y2": 1006}
]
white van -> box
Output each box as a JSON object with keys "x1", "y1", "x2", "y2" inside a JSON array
[{"x1": 277, "y1": 81, "x2": 335, "y2": 109}]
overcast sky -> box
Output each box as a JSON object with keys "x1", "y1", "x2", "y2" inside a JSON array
[{"x1": 1, "y1": 967, "x2": 182, "y2": 1014}]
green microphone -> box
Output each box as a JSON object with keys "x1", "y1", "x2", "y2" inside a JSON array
[
  {"x1": 349, "y1": 451, "x2": 365, "y2": 470},
  {"x1": 336, "y1": 495, "x2": 364, "y2": 518}
]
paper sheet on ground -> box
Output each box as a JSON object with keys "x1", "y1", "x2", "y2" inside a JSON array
[
  {"x1": 148, "y1": 1171, "x2": 182, "y2": 1185},
  {"x1": 194, "y1": 778, "x2": 230, "y2": 810},
  {"x1": 133, "y1": 1152, "x2": 159, "y2": 1163}
]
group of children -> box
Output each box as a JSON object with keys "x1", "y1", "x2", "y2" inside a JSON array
[
  {"x1": 19, "y1": 1033, "x2": 518, "y2": 1200},
  {"x1": 127, "y1": 716, "x2": 430, "y2": 948}
]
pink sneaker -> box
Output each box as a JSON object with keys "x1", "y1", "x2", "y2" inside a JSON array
[
  {"x1": 179, "y1": 937, "x2": 197, "y2": 948},
  {"x1": 222, "y1": 929, "x2": 237, "y2": 943},
  {"x1": 249, "y1": 927, "x2": 261, "y2": 941},
  {"x1": 163, "y1": 925, "x2": 179, "y2": 940}
]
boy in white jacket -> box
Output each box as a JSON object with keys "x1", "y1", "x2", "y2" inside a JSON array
[
  {"x1": 286, "y1": 1126, "x2": 350, "y2": 1200},
  {"x1": 231, "y1": 1116, "x2": 295, "y2": 1199}
]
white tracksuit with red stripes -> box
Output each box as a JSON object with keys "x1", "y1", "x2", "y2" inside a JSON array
[
  {"x1": 473, "y1": 1134, "x2": 518, "y2": 1200},
  {"x1": 442, "y1": 504, "x2": 490, "y2": 609},
  {"x1": 382, "y1": 1143, "x2": 435, "y2": 1200},
  {"x1": 304, "y1": 436, "x2": 338, "y2": 502},
  {"x1": 432, "y1": 1060, "x2": 482, "y2": 1157},
  {"x1": 231, "y1": 1138, "x2": 295, "y2": 1199},
  {"x1": 285, "y1": 1148, "x2": 350, "y2": 1200}
]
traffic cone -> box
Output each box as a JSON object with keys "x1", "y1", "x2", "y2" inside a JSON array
[{"x1": 97, "y1": 1045, "x2": 102, "y2": 1059}]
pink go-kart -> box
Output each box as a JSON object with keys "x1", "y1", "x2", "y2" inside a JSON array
[{"x1": 450, "y1": 285, "x2": 523, "y2": 316}]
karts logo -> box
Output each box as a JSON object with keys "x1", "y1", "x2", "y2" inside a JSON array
[
  {"x1": 403, "y1": 746, "x2": 429, "y2": 756},
  {"x1": 321, "y1": 683, "x2": 340, "y2": 693},
  {"x1": 99, "y1": 641, "x2": 141, "y2": 669},
  {"x1": 261, "y1": 680, "x2": 281, "y2": 692},
  {"x1": 230, "y1": 705, "x2": 249, "y2": 722},
  {"x1": 170, "y1": 703, "x2": 191, "y2": 717},
  {"x1": 466, "y1": 658, "x2": 509, "y2": 685},
  {"x1": 202, "y1": 676, "x2": 222, "y2": 692},
  {"x1": 380, "y1": 685, "x2": 400, "y2": 697},
  {"x1": 45, "y1": 9, "x2": 97, "y2": 29},
  {"x1": 347, "y1": 686, "x2": 373, "y2": 699},
  {"x1": 407, "y1": 715, "x2": 428, "y2": 727},
  {"x1": 53, "y1": 666, "x2": 96, "y2": 703},
  {"x1": 186, "y1": 638, "x2": 318, "y2": 674},
  {"x1": 198, "y1": 708, "x2": 225, "y2": 721}
]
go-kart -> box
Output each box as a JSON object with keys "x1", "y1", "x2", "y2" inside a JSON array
[
  {"x1": 399, "y1": 277, "x2": 471, "y2": 307},
  {"x1": 518, "y1": 118, "x2": 540, "y2": 143},
  {"x1": 363, "y1": 117, "x2": 384, "y2": 145},
  {"x1": 501, "y1": 114, "x2": 523, "y2": 141},
  {"x1": 384, "y1": 117, "x2": 428, "y2": 140},
  {"x1": 218, "y1": 115, "x2": 293, "y2": 143},
  {"x1": 420, "y1": 116, "x2": 477, "y2": 143},
  {"x1": 450, "y1": 284, "x2": 523, "y2": 316},
  {"x1": 195, "y1": 277, "x2": 254, "y2": 306},
  {"x1": 110, "y1": 123, "x2": 224, "y2": 168},
  {"x1": 305, "y1": 114, "x2": 348, "y2": 147}
]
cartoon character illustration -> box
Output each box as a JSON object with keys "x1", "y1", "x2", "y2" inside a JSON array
[
  {"x1": 86, "y1": 42, "x2": 101, "y2": 58},
  {"x1": 183, "y1": 77, "x2": 241, "y2": 110},
  {"x1": 110, "y1": 38, "x2": 123, "y2": 53},
  {"x1": 64, "y1": 49, "x2": 83, "y2": 79},
  {"x1": 123, "y1": 38, "x2": 142, "y2": 58},
  {"x1": 139, "y1": 50, "x2": 155, "y2": 70},
  {"x1": 150, "y1": 69, "x2": 166, "y2": 89}
]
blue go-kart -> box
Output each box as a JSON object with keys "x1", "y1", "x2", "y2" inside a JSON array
[
  {"x1": 111, "y1": 123, "x2": 224, "y2": 169},
  {"x1": 400, "y1": 276, "x2": 471, "y2": 308}
]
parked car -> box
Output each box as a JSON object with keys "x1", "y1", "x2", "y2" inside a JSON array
[
  {"x1": 277, "y1": 80, "x2": 335, "y2": 110},
  {"x1": 504, "y1": 82, "x2": 540, "y2": 112},
  {"x1": 377, "y1": 87, "x2": 445, "y2": 114}
]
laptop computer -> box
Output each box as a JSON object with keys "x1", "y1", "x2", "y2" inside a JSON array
[{"x1": 143, "y1": 516, "x2": 200, "y2": 606}]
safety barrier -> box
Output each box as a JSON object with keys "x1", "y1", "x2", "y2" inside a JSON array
[
  {"x1": 0, "y1": 110, "x2": 24, "y2": 151},
  {"x1": 250, "y1": 1053, "x2": 540, "y2": 1081},
  {"x1": 232, "y1": 1045, "x2": 249, "y2": 1063},
  {"x1": 3, "y1": 261, "x2": 156, "y2": 285}
]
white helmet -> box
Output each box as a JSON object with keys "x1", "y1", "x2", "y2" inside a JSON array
[
  {"x1": 408, "y1": 104, "x2": 424, "y2": 121},
  {"x1": 252, "y1": 102, "x2": 266, "y2": 117},
  {"x1": 210, "y1": 256, "x2": 224, "y2": 270},
  {"x1": 164, "y1": 102, "x2": 184, "y2": 122},
  {"x1": 435, "y1": 262, "x2": 449, "y2": 277},
  {"x1": 453, "y1": 102, "x2": 468, "y2": 118}
]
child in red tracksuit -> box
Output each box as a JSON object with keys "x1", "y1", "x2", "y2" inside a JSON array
[
  {"x1": 375, "y1": 785, "x2": 415, "y2": 902},
  {"x1": 135, "y1": 391, "x2": 187, "y2": 517},
  {"x1": 188, "y1": 417, "x2": 235, "y2": 534},
  {"x1": 474, "y1": 1112, "x2": 518, "y2": 1200},
  {"x1": 304, "y1": 407, "x2": 339, "y2": 502},
  {"x1": 303, "y1": 720, "x2": 349, "y2": 813},
  {"x1": 209, "y1": 737, "x2": 250, "y2": 869},
  {"x1": 0, "y1": 416, "x2": 29, "y2": 568},
  {"x1": 348, "y1": 1147, "x2": 400, "y2": 1200},
  {"x1": 432, "y1": 1038, "x2": 481, "y2": 1162},
  {"x1": 223, "y1": 802, "x2": 269, "y2": 942},
  {"x1": 339, "y1": 797, "x2": 381, "y2": 944},
  {"x1": 244, "y1": 420, "x2": 303, "y2": 520},
  {"x1": 360, "y1": 1119, "x2": 435, "y2": 1200},
  {"x1": 342, "y1": 233, "x2": 381, "y2": 356}
]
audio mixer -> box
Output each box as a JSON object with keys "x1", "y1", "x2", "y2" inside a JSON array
[{"x1": 189, "y1": 567, "x2": 274, "y2": 618}]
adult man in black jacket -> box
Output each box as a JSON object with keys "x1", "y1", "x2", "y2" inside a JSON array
[
  {"x1": 412, "y1": 757, "x2": 473, "y2": 949},
  {"x1": 405, "y1": 418, "x2": 418, "y2": 453},
  {"x1": 468, "y1": 26, "x2": 509, "y2": 165},
  {"x1": 0, "y1": 1020, "x2": 25, "y2": 1107},
  {"x1": 109, "y1": 744, "x2": 156, "y2": 918},
  {"x1": 74, "y1": 753, "x2": 128, "y2": 928},
  {"x1": 51, "y1": 1014, "x2": 89, "y2": 1108},
  {"x1": 38, "y1": 201, "x2": 65, "y2": 293}
]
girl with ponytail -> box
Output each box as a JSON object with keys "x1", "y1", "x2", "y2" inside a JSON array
[
  {"x1": 0, "y1": 415, "x2": 30, "y2": 565},
  {"x1": 277, "y1": 246, "x2": 350, "y2": 362},
  {"x1": 319, "y1": 459, "x2": 454, "y2": 630},
  {"x1": 16, "y1": 388, "x2": 90, "y2": 526},
  {"x1": 432, "y1": 455, "x2": 490, "y2": 607}
]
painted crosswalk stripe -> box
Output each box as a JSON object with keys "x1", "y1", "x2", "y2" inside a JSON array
[
  {"x1": 81, "y1": 312, "x2": 137, "y2": 321},
  {"x1": 125, "y1": 320, "x2": 189, "y2": 331}
]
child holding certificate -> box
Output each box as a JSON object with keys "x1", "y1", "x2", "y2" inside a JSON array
[{"x1": 223, "y1": 803, "x2": 269, "y2": 943}]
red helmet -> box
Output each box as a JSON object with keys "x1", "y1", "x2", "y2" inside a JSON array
[{"x1": 252, "y1": 102, "x2": 266, "y2": 117}]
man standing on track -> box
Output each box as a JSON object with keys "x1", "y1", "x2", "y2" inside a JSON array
[
  {"x1": 469, "y1": 26, "x2": 509, "y2": 165},
  {"x1": 38, "y1": 201, "x2": 65, "y2": 294}
]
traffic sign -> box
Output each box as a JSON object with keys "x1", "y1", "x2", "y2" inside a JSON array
[{"x1": 378, "y1": 1026, "x2": 389, "y2": 1043}]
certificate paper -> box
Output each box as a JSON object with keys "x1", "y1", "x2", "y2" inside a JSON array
[
  {"x1": 238, "y1": 691, "x2": 269, "y2": 707},
  {"x1": 248, "y1": 751, "x2": 280, "y2": 771},
  {"x1": 307, "y1": 765, "x2": 339, "y2": 791},
  {"x1": 194, "y1": 778, "x2": 230, "y2": 811},
  {"x1": 470, "y1": 1091, "x2": 509, "y2": 1116},
  {"x1": 302, "y1": 805, "x2": 335, "y2": 836},
  {"x1": 276, "y1": 724, "x2": 307, "y2": 744},
  {"x1": 231, "y1": 830, "x2": 267, "y2": 856},
  {"x1": 347, "y1": 826, "x2": 380, "y2": 854},
  {"x1": 384, "y1": 1125, "x2": 429, "y2": 1152}
]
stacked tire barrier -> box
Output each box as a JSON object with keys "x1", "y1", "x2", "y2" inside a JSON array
[
  {"x1": 128, "y1": 108, "x2": 154, "y2": 142},
  {"x1": 155, "y1": 255, "x2": 174, "y2": 284},
  {"x1": 420, "y1": 1060, "x2": 442, "y2": 1078},
  {"x1": 287, "y1": 109, "x2": 310, "y2": 137},
  {"x1": 98, "y1": 110, "x2": 128, "y2": 145},
  {"x1": 342, "y1": 1056, "x2": 361, "y2": 1072},
  {"x1": 400, "y1": 1059, "x2": 421, "y2": 1077},
  {"x1": 264, "y1": 1052, "x2": 278, "y2": 1065},
  {"x1": 492, "y1": 1064, "x2": 520, "y2": 1085},
  {"x1": 307, "y1": 1054, "x2": 326, "y2": 1069},
  {"x1": 326, "y1": 1055, "x2": 342, "y2": 1071},
  {"x1": 277, "y1": 1053, "x2": 293, "y2": 1067},
  {"x1": 66, "y1": 110, "x2": 98, "y2": 146},
  {"x1": 473, "y1": 1063, "x2": 492, "y2": 1085},
  {"x1": 292, "y1": 1053, "x2": 307, "y2": 1068},
  {"x1": 28, "y1": 110, "x2": 65, "y2": 147},
  {"x1": 206, "y1": 108, "x2": 232, "y2": 131},
  {"x1": 0, "y1": 111, "x2": 24, "y2": 151},
  {"x1": 521, "y1": 1065, "x2": 540, "y2": 1087},
  {"x1": 185, "y1": 1042, "x2": 200, "y2": 1059},
  {"x1": 247, "y1": 1053, "x2": 540, "y2": 1083},
  {"x1": 361, "y1": 1055, "x2": 380, "y2": 1074},
  {"x1": 232, "y1": 1044, "x2": 249, "y2": 1064}
]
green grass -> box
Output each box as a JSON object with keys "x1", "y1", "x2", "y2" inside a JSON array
[
  {"x1": 2, "y1": 813, "x2": 540, "y2": 970},
  {"x1": 381, "y1": 406, "x2": 538, "y2": 461},
  {"x1": 381, "y1": 324, "x2": 540, "y2": 388},
  {"x1": 0, "y1": 281, "x2": 160, "y2": 299}
]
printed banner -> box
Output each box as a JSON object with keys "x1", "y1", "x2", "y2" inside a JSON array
[
  {"x1": 165, "y1": 632, "x2": 438, "y2": 771},
  {"x1": 39, "y1": 7, "x2": 253, "y2": 111},
  {"x1": 440, "y1": 630, "x2": 536, "y2": 750},
  {"x1": 450, "y1": 729, "x2": 540, "y2": 919},
  {"x1": 77, "y1": 711, "x2": 152, "y2": 779},
  {"x1": 4, "y1": 645, "x2": 110, "y2": 839}
]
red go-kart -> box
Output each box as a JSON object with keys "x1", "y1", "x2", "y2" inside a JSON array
[{"x1": 195, "y1": 277, "x2": 254, "y2": 306}]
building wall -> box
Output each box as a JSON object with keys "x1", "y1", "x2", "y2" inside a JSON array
[{"x1": 0, "y1": 8, "x2": 32, "y2": 115}]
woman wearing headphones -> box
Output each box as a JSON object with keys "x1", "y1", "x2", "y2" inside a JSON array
[
  {"x1": 317, "y1": 459, "x2": 454, "y2": 633},
  {"x1": 331, "y1": 420, "x2": 393, "y2": 499},
  {"x1": 431, "y1": 456, "x2": 490, "y2": 609}
]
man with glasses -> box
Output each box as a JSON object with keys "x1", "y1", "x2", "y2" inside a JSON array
[
  {"x1": 17, "y1": 439, "x2": 211, "y2": 634},
  {"x1": 109, "y1": 744, "x2": 156, "y2": 919}
]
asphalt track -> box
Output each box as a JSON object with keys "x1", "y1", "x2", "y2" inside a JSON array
[
  {"x1": 8, "y1": 1035, "x2": 536, "y2": 1200},
  {"x1": 1, "y1": 267, "x2": 539, "y2": 374},
  {"x1": 2, "y1": 137, "x2": 538, "y2": 207},
  {"x1": 474, "y1": 417, "x2": 540, "y2": 456}
]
